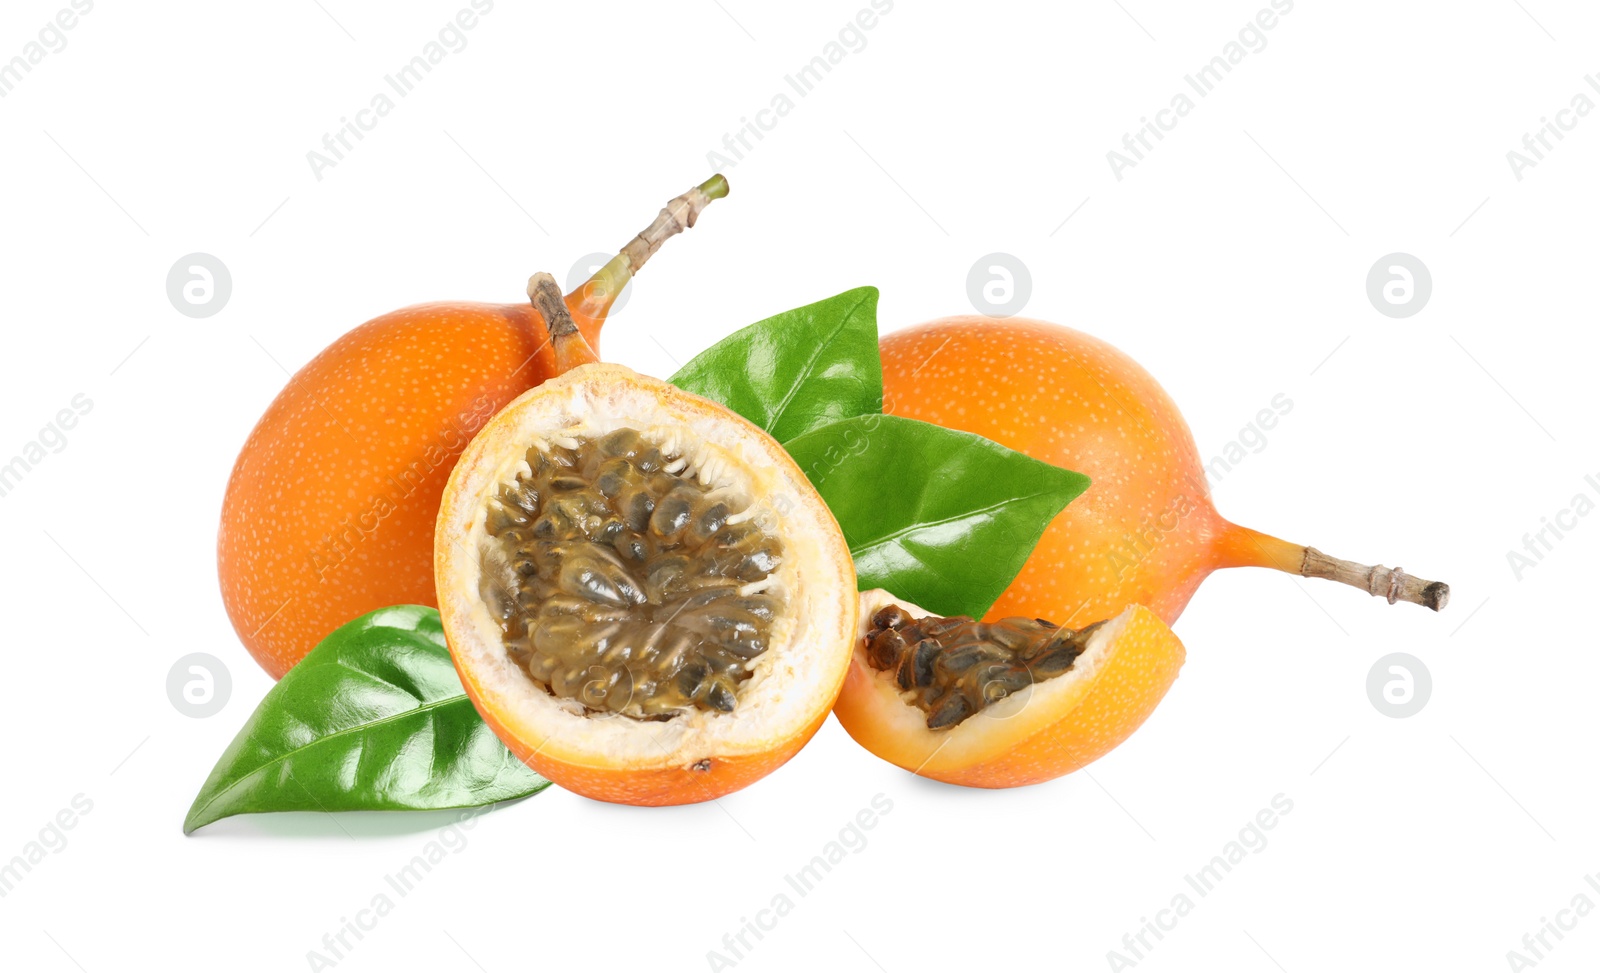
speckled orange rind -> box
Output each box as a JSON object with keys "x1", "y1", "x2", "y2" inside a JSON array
[
  {"x1": 219, "y1": 301, "x2": 597, "y2": 678},
  {"x1": 881, "y1": 317, "x2": 1254, "y2": 629}
]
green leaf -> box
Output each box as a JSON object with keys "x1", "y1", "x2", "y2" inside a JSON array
[
  {"x1": 670, "y1": 286, "x2": 882, "y2": 442},
  {"x1": 184, "y1": 605, "x2": 548, "y2": 834},
  {"x1": 784, "y1": 416, "x2": 1091, "y2": 619}
]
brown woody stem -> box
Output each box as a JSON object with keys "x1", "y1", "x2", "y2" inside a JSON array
[
  {"x1": 1299, "y1": 547, "x2": 1451, "y2": 611},
  {"x1": 527, "y1": 272, "x2": 596, "y2": 373},
  {"x1": 568, "y1": 174, "x2": 729, "y2": 323},
  {"x1": 1222, "y1": 526, "x2": 1451, "y2": 612}
]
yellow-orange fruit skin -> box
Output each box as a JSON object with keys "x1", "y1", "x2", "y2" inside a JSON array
[
  {"x1": 459, "y1": 669, "x2": 831, "y2": 806},
  {"x1": 834, "y1": 601, "x2": 1184, "y2": 788},
  {"x1": 881, "y1": 317, "x2": 1251, "y2": 629},
  {"x1": 218, "y1": 301, "x2": 597, "y2": 679},
  {"x1": 928, "y1": 608, "x2": 1183, "y2": 787}
]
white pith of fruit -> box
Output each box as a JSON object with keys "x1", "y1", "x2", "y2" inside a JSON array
[
  {"x1": 436, "y1": 363, "x2": 857, "y2": 772},
  {"x1": 845, "y1": 589, "x2": 1133, "y2": 773}
]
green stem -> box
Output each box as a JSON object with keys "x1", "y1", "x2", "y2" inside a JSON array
[{"x1": 570, "y1": 175, "x2": 730, "y2": 321}]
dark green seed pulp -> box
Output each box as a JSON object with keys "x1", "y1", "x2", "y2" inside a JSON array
[
  {"x1": 478, "y1": 427, "x2": 785, "y2": 720},
  {"x1": 864, "y1": 604, "x2": 1103, "y2": 730}
]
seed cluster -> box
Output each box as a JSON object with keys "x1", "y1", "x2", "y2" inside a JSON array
[
  {"x1": 479, "y1": 427, "x2": 785, "y2": 720},
  {"x1": 864, "y1": 605, "x2": 1103, "y2": 730}
]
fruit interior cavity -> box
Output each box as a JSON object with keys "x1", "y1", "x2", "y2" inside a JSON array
[
  {"x1": 864, "y1": 604, "x2": 1104, "y2": 730},
  {"x1": 478, "y1": 427, "x2": 785, "y2": 720}
]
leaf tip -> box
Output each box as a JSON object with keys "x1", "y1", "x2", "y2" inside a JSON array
[{"x1": 846, "y1": 284, "x2": 880, "y2": 306}]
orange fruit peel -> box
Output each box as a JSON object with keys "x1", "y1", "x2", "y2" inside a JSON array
[
  {"x1": 880, "y1": 317, "x2": 1448, "y2": 629},
  {"x1": 220, "y1": 177, "x2": 727, "y2": 679}
]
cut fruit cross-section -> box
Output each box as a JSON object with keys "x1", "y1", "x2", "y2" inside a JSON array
[
  {"x1": 834, "y1": 590, "x2": 1186, "y2": 788},
  {"x1": 436, "y1": 364, "x2": 858, "y2": 805}
]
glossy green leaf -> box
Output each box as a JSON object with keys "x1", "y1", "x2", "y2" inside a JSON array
[
  {"x1": 784, "y1": 415, "x2": 1091, "y2": 619},
  {"x1": 184, "y1": 605, "x2": 548, "y2": 834},
  {"x1": 670, "y1": 286, "x2": 882, "y2": 442}
]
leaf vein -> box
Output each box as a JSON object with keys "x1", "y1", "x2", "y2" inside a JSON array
[
  {"x1": 765, "y1": 292, "x2": 870, "y2": 434},
  {"x1": 186, "y1": 695, "x2": 477, "y2": 828},
  {"x1": 847, "y1": 490, "x2": 1063, "y2": 558}
]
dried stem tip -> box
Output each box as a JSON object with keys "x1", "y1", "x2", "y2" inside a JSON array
[
  {"x1": 527, "y1": 272, "x2": 578, "y2": 336},
  {"x1": 528, "y1": 271, "x2": 597, "y2": 373},
  {"x1": 1300, "y1": 547, "x2": 1451, "y2": 611}
]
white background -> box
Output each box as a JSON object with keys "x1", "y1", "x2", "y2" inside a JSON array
[{"x1": 1, "y1": 1, "x2": 1596, "y2": 970}]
